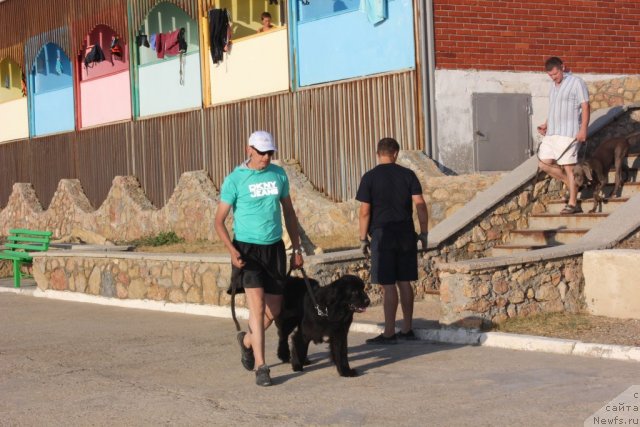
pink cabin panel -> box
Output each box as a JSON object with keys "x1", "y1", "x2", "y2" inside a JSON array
[{"x1": 80, "y1": 70, "x2": 131, "y2": 128}]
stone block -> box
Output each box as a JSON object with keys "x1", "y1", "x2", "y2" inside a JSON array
[
  {"x1": 493, "y1": 280, "x2": 509, "y2": 295},
  {"x1": 75, "y1": 273, "x2": 88, "y2": 293},
  {"x1": 88, "y1": 266, "x2": 101, "y2": 295},
  {"x1": 509, "y1": 290, "x2": 525, "y2": 304},
  {"x1": 168, "y1": 289, "x2": 185, "y2": 303},
  {"x1": 147, "y1": 284, "x2": 167, "y2": 301},
  {"x1": 115, "y1": 281, "x2": 128, "y2": 298},
  {"x1": 584, "y1": 250, "x2": 640, "y2": 319},
  {"x1": 464, "y1": 298, "x2": 491, "y2": 313},
  {"x1": 535, "y1": 284, "x2": 559, "y2": 302},
  {"x1": 128, "y1": 278, "x2": 147, "y2": 300},
  {"x1": 101, "y1": 271, "x2": 116, "y2": 298},
  {"x1": 186, "y1": 286, "x2": 203, "y2": 304},
  {"x1": 50, "y1": 268, "x2": 68, "y2": 291}
]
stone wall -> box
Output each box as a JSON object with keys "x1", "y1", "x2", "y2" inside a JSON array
[
  {"x1": 0, "y1": 156, "x2": 501, "y2": 252},
  {"x1": 32, "y1": 254, "x2": 239, "y2": 307},
  {"x1": 416, "y1": 175, "x2": 565, "y2": 293},
  {"x1": 588, "y1": 76, "x2": 640, "y2": 111},
  {"x1": 30, "y1": 252, "x2": 392, "y2": 308},
  {"x1": 438, "y1": 256, "x2": 584, "y2": 329}
]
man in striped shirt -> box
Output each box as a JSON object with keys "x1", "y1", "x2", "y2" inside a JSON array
[{"x1": 537, "y1": 56, "x2": 590, "y2": 214}]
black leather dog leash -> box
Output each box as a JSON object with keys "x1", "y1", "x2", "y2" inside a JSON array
[
  {"x1": 299, "y1": 267, "x2": 328, "y2": 318},
  {"x1": 228, "y1": 251, "x2": 328, "y2": 333},
  {"x1": 537, "y1": 138, "x2": 581, "y2": 169}
]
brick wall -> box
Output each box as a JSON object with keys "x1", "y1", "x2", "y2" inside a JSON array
[{"x1": 433, "y1": 0, "x2": 640, "y2": 73}]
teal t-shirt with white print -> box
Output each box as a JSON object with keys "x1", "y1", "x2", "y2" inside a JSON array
[{"x1": 220, "y1": 162, "x2": 290, "y2": 245}]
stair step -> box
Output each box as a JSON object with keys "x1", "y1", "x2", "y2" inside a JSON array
[
  {"x1": 626, "y1": 154, "x2": 639, "y2": 169},
  {"x1": 528, "y1": 213, "x2": 608, "y2": 229},
  {"x1": 604, "y1": 168, "x2": 638, "y2": 182},
  {"x1": 507, "y1": 228, "x2": 588, "y2": 245},
  {"x1": 579, "y1": 182, "x2": 640, "y2": 198},
  {"x1": 546, "y1": 197, "x2": 629, "y2": 214},
  {"x1": 491, "y1": 244, "x2": 555, "y2": 257}
]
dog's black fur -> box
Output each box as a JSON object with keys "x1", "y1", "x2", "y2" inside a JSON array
[{"x1": 275, "y1": 275, "x2": 370, "y2": 377}]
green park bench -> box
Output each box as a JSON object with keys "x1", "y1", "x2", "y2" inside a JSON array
[{"x1": 0, "y1": 229, "x2": 52, "y2": 288}]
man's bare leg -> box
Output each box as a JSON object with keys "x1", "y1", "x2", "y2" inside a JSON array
[
  {"x1": 563, "y1": 164, "x2": 578, "y2": 207},
  {"x1": 243, "y1": 290, "x2": 282, "y2": 368},
  {"x1": 397, "y1": 281, "x2": 414, "y2": 333},
  {"x1": 381, "y1": 284, "x2": 398, "y2": 337},
  {"x1": 538, "y1": 160, "x2": 569, "y2": 186}
]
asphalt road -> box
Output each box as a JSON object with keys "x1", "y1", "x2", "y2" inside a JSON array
[{"x1": 1, "y1": 293, "x2": 638, "y2": 426}]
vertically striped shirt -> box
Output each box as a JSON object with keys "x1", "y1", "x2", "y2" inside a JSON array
[{"x1": 547, "y1": 73, "x2": 589, "y2": 138}]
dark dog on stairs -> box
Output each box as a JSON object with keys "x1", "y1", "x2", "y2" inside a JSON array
[{"x1": 573, "y1": 131, "x2": 639, "y2": 212}]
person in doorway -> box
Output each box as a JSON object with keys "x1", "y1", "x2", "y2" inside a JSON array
[
  {"x1": 258, "y1": 12, "x2": 275, "y2": 33},
  {"x1": 537, "y1": 56, "x2": 590, "y2": 214},
  {"x1": 356, "y1": 137, "x2": 429, "y2": 344},
  {"x1": 214, "y1": 130, "x2": 304, "y2": 386}
]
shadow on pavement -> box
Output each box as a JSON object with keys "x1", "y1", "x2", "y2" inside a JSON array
[{"x1": 273, "y1": 339, "x2": 463, "y2": 384}]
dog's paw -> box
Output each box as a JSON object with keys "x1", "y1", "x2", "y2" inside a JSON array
[
  {"x1": 340, "y1": 368, "x2": 358, "y2": 377},
  {"x1": 277, "y1": 348, "x2": 291, "y2": 363},
  {"x1": 292, "y1": 363, "x2": 304, "y2": 372}
]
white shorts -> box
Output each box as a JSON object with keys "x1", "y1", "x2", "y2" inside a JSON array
[{"x1": 538, "y1": 135, "x2": 578, "y2": 165}]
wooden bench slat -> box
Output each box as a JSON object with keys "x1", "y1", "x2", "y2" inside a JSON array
[
  {"x1": 3, "y1": 229, "x2": 51, "y2": 288},
  {"x1": 5, "y1": 243, "x2": 48, "y2": 251},
  {"x1": 7, "y1": 235, "x2": 50, "y2": 244},
  {"x1": 9, "y1": 229, "x2": 53, "y2": 237},
  {"x1": 0, "y1": 250, "x2": 33, "y2": 260}
]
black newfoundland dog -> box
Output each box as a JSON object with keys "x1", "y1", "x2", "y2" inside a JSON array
[{"x1": 276, "y1": 274, "x2": 370, "y2": 377}]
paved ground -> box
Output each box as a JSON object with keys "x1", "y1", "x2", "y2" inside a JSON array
[{"x1": 1, "y1": 293, "x2": 639, "y2": 426}]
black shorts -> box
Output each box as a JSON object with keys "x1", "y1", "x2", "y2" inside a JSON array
[
  {"x1": 229, "y1": 240, "x2": 286, "y2": 295},
  {"x1": 370, "y1": 227, "x2": 418, "y2": 285}
]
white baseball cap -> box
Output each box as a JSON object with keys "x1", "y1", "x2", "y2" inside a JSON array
[{"x1": 248, "y1": 131, "x2": 277, "y2": 152}]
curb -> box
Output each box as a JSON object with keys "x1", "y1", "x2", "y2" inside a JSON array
[{"x1": 2, "y1": 286, "x2": 639, "y2": 363}]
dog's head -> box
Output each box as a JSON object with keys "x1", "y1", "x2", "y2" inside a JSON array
[
  {"x1": 332, "y1": 275, "x2": 370, "y2": 313},
  {"x1": 573, "y1": 162, "x2": 594, "y2": 188}
]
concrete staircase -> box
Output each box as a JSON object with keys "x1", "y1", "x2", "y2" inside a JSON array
[{"x1": 491, "y1": 153, "x2": 640, "y2": 256}]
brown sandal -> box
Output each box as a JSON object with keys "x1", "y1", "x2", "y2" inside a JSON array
[{"x1": 560, "y1": 204, "x2": 582, "y2": 215}]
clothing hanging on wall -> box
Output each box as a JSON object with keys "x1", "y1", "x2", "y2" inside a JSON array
[
  {"x1": 208, "y1": 8, "x2": 231, "y2": 65},
  {"x1": 359, "y1": 0, "x2": 388, "y2": 24},
  {"x1": 136, "y1": 32, "x2": 150, "y2": 48},
  {"x1": 84, "y1": 44, "x2": 106, "y2": 71},
  {"x1": 110, "y1": 37, "x2": 123, "y2": 60},
  {"x1": 163, "y1": 28, "x2": 187, "y2": 57},
  {"x1": 55, "y1": 53, "x2": 64, "y2": 75},
  {"x1": 149, "y1": 33, "x2": 157, "y2": 51}
]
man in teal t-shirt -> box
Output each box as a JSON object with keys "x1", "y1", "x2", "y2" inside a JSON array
[{"x1": 214, "y1": 130, "x2": 304, "y2": 387}]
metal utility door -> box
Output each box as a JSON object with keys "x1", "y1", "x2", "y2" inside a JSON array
[{"x1": 473, "y1": 93, "x2": 531, "y2": 171}]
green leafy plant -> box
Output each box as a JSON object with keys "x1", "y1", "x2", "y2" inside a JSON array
[{"x1": 132, "y1": 231, "x2": 185, "y2": 247}]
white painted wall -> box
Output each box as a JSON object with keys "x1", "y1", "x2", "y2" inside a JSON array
[
  {"x1": 210, "y1": 28, "x2": 289, "y2": 105},
  {"x1": 0, "y1": 97, "x2": 28, "y2": 142},
  {"x1": 139, "y1": 52, "x2": 202, "y2": 117},
  {"x1": 434, "y1": 69, "x2": 624, "y2": 173}
]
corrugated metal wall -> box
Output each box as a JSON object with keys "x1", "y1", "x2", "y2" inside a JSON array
[
  {"x1": 75, "y1": 122, "x2": 132, "y2": 208},
  {"x1": 0, "y1": 70, "x2": 418, "y2": 208},
  {"x1": 294, "y1": 72, "x2": 419, "y2": 200},
  {"x1": 0, "y1": 0, "x2": 422, "y2": 209}
]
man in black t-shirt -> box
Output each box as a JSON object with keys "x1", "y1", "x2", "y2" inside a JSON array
[{"x1": 356, "y1": 138, "x2": 429, "y2": 344}]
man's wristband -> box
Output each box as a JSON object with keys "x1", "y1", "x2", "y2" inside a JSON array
[{"x1": 292, "y1": 248, "x2": 303, "y2": 255}]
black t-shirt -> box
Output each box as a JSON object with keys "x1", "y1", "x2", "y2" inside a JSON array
[{"x1": 355, "y1": 163, "x2": 423, "y2": 232}]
